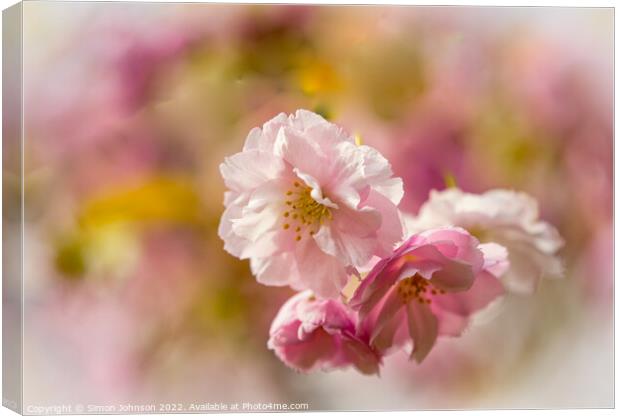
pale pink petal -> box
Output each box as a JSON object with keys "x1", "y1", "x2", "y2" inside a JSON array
[
  {"x1": 274, "y1": 127, "x2": 327, "y2": 183},
  {"x1": 245, "y1": 112, "x2": 290, "y2": 152},
  {"x1": 294, "y1": 169, "x2": 338, "y2": 208},
  {"x1": 479, "y1": 242, "x2": 509, "y2": 276},
  {"x1": 411, "y1": 188, "x2": 564, "y2": 294},
  {"x1": 313, "y1": 204, "x2": 381, "y2": 268},
  {"x1": 294, "y1": 239, "x2": 349, "y2": 299},
  {"x1": 220, "y1": 110, "x2": 404, "y2": 299},
  {"x1": 218, "y1": 192, "x2": 251, "y2": 258},
  {"x1": 501, "y1": 245, "x2": 546, "y2": 294},
  {"x1": 324, "y1": 141, "x2": 367, "y2": 207},
  {"x1": 292, "y1": 109, "x2": 339, "y2": 131},
  {"x1": 241, "y1": 127, "x2": 263, "y2": 151},
  {"x1": 238, "y1": 231, "x2": 280, "y2": 259},
  {"x1": 436, "y1": 310, "x2": 469, "y2": 337},
  {"x1": 360, "y1": 189, "x2": 405, "y2": 256},
  {"x1": 358, "y1": 145, "x2": 404, "y2": 205},
  {"x1": 231, "y1": 180, "x2": 287, "y2": 242},
  {"x1": 251, "y1": 253, "x2": 295, "y2": 286},
  {"x1": 219, "y1": 149, "x2": 284, "y2": 193},
  {"x1": 314, "y1": 225, "x2": 378, "y2": 269}
]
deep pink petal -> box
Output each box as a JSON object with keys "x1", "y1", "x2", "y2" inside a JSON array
[
  {"x1": 428, "y1": 258, "x2": 475, "y2": 292},
  {"x1": 272, "y1": 328, "x2": 339, "y2": 372},
  {"x1": 431, "y1": 270, "x2": 504, "y2": 317},
  {"x1": 369, "y1": 308, "x2": 408, "y2": 354},
  {"x1": 341, "y1": 336, "x2": 381, "y2": 375},
  {"x1": 369, "y1": 286, "x2": 404, "y2": 342},
  {"x1": 406, "y1": 301, "x2": 438, "y2": 363}
]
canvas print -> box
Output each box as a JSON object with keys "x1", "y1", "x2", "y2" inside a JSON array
[{"x1": 2, "y1": 2, "x2": 613, "y2": 413}]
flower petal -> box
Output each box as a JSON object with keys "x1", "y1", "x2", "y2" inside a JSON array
[
  {"x1": 436, "y1": 310, "x2": 469, "y2": 337},
  {"x1": 341, "y1": 336, "x2": 381, "y2": 375},
  {"x1": 369, "y1": 286, "x2": 404, "y2": 342},
  {"x1": 218, "y1": 192, "x2": 251, "y2": 258},
  {"x1": 231, "y1": 180, "x2": 286, "y2": 242},
  {"x1": 360, "y1": 189, "x2": 404, "y2": 257},
  {"x1": 272, "y1": 328, "x2": 339, "y2": 372},
  {"x1": 429, "y1": 259, "x2": 476, "y2": 293},
  {"x1": 251, "y1": 253, "x2": 296, "y2": 287},
  {"x1": 294, "y1": 169, "x2": 338, "y2": 208},
  {"x1": 358, "y1": 145, "x2": 404, "y2": 205},
  {"x1": 479, "y1": 242, "x2": 509, "y2": 277},
  {"x1": 431, "y1": 270, "x2": 504, "y2": 316},
  {"x1": 369, "y1": 308, "x2": 408, "y2": 354},
  {"x1": 294, "y1": 238, "x2": 349, "y2": 298},
  {"x1": 274, "y1": 127, "x2": 327, "y2": 183},
  {"x1": 220, "y1": 149, "x2": 284, "y2": 193},
  {"x1": 406, "y1": 301, "x2": 438, "y2": 363}
]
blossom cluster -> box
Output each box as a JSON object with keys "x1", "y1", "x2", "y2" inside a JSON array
[{"x1": 219, "y1": 110, "x2": 564, "y2": 374}]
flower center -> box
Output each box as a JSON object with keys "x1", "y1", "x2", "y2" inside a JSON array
[
  {"x1": 282, "y1": 181, "x2": 333, "y2": 242},
  {"x1": 467, "y1": 225, "x2": 489, "y2": 242},
  {"x1": 396, "y1": 274, "x2": 445, "y2": 305}
]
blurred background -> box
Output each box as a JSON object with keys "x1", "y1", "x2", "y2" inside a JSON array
[{"x1": 15, "y1": 3, "x2": 612, "y2": 410}]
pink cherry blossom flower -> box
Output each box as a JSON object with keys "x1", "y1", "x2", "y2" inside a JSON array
[
  {"x1": 407, "y1": 188, "x2": 564, "y2": 294},
  {"x1": 268, "y1": 290, "x2": 381, "y2": 374},
  {"x1": 349, "y1": 227, "x2": 507, "y2": 363},
  {"x1": 219, "y1": 110, "x2": 404, "y2": 298}
]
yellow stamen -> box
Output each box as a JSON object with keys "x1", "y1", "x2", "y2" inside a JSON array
[
  {"x1": 282, "y1": 181, "x2": 334, "y2": 239},
  {"x1": 396, "y1": 274, "x2": 444, "y2": 304}
]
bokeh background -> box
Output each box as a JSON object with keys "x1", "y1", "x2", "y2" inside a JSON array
[{"x1": 16, "y1": 3, "x2": 612, "y2": 410}]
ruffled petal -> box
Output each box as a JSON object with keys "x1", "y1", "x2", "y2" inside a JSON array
[
  {"x1": 219, "y1": 149, "x2": 284, "y2": 193},
  {"x1": 313, "y1": 204, "x2": 381, "y2": 268},
  {"x1": 274, "y1": 127, "x2": 327, "y2": 183},
  {"x1": 358, "y1": 145, "x2": 404, "y2": 205},
  {"x1": 218, "y1": 192, "x2": 251, "y2": 258},
  {"x1": 360, "y1": 189, "x2": 404, "y2": 257},
  {"x1": 251, "y1": 253, "x2": 296, "y2": 287},
  {"x1": 231, "y1": 180, "x2": 286, "y2": 242},
  {"x1": 479, "y1": 242, "x2": 509, "y2": 277},
  {"x1": 272, "y1": 328, "x2": 339, "y2": 372}
]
